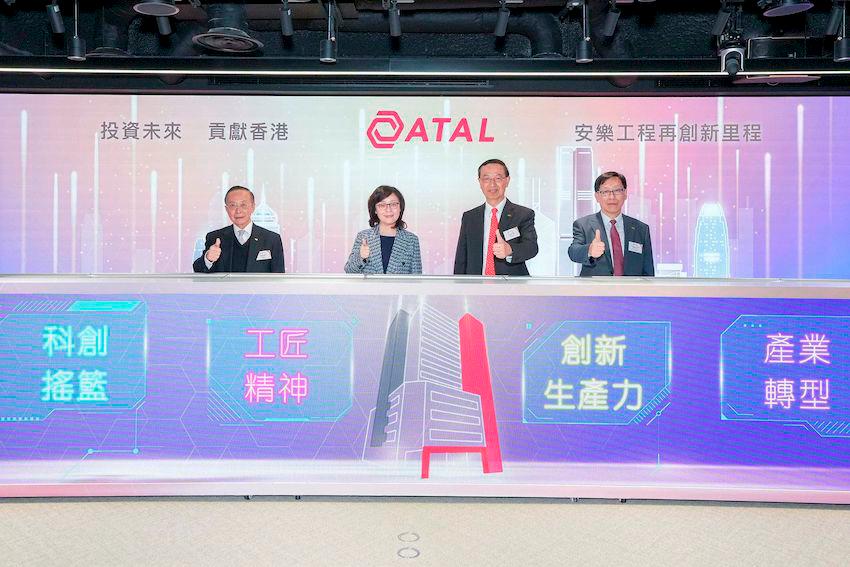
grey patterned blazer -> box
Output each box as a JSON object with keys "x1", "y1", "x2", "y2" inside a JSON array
[{"x1": 344, "y1": 226, "x2": 422, "y2": 274}]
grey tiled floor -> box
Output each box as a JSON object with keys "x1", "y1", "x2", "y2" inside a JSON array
[{"x1": 1, "y1": 497, "x2": 848, "y2": 566}]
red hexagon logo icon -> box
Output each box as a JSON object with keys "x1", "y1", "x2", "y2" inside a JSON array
[{"x1": 367, "y1": 110, "x2": 405, "y2": 149}]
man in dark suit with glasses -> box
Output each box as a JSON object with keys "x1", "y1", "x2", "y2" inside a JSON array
[{"x1": 568, "y1": 171, "x2": 654, "y2": 277}]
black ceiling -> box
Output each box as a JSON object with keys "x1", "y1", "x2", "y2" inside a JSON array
[{"x1": 1, "y1": 1, "x2": 849, "y2": 94}]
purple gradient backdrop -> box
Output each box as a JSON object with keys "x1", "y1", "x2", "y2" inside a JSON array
[
  {"x1": 1, "y1": 94, "x2": 848, "y2": 277},
  {"x1": 1, "y1": 293, "x2": 848, "y2": 477}
]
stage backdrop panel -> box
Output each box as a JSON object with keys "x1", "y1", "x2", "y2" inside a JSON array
[
  {"x1": 1, "y1": 94, "x2": 848, "y2": 278},
  {"x1": 0, "y1": 275, "x2": 848, "y2": 503}
]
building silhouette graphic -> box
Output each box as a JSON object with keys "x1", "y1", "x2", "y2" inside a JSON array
[
  {"x1": 364, "y1": 304, "x2": 502, "y2": 477},
  {"x1": 694, "y1": 203, "x2": 731, "y2": 278}
]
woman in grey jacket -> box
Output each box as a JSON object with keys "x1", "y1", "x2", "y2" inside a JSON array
[{"x1": 344, "y1": 185, "x2": 422, "y2": 274}]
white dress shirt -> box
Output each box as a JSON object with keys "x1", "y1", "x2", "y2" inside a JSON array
[{"x1": 481, "y1": 199, "x2": 507, "y2": 275}]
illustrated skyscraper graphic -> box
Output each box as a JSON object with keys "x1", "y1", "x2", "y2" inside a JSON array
[
  {"x1": 556, "y1": 146, "x2": 595, "y2": 276},
  {"x1": 251, "y1": 196, "x2": 281, "y2": 235},
  {"x1": 364, "y1": 304, "x2": 502, "y2": 477},
  {"x1": 694, "y1": 203, "x2": 731, "y2": 277},
  {"x1": 527, "y1": 181, "x2": 557, "y2": 276},
  {"x1": 191, "y1": 238, "x2": 206, "y2": 268},
  {"x1": 368, "y1": 309, "x2": 410, "y2": 448}
]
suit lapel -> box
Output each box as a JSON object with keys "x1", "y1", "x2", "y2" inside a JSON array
[
  {"x1": 369, "y1": 226, "x2": 382, "y2": 272},
  {"x1": 221, "y1": 226, "x2": 236, "y2": 272},
  {"x1": 386, "y1": 229, "x2": 405, "y2": 272},
  {"x1": 498, "y1": 199, "x2": 515, "y2": 235},
  {"x1": 623, "y1": 215, "x2": 638, "y2": 248},
  {"x1": 469, "y1": 204, "x2": 485, "y2": 274},
  {"x1": 622, "y1": 215, "x2": 639, "y2": 274},
  {"x1": 246, "y1": 226, "x2": 261, "y2": 271},
  {"x1": 595, "y1": 212, "x2": 613, "y2": 272}
]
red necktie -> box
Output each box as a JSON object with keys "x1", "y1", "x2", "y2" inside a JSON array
[
  {"x1": 610, "y1": 219, "x2": 624, "y2": 276},
  {"x1": 485, "y1": 207, "x2": 498, "y2": 276}
]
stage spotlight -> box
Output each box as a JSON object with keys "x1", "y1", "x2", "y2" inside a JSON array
[
  {"x1": 156, "y1": 16, "x2": 172, "y2": 35},
  {"x1": 712, "y1": 11, "x2": 731, "y2": 36},
  {"x1": 574, "y1": 0, "x2": 592, "y2": 63},
  {"x1": 834, "y1": 2, "x2": 850, "y2": 63},
  {"x1": 603, "y1": 1, "x2": 620, "y2": 38},
  {"x1": 826, "y1": 1, "x2": 845, "y2": 36},
  {"x1": 387, "y1": 0, "x2": 402, "y2": 38},
  {"x1": 719, "y1": 45, "x2": 744, "y2": 76},
  {"x1": 132, "y1": 0, "x2": 179, "y2": 17},
  {"x1": 758, "y1": 0, "x2": 814, "y2": 17},
  {"x1": 494, "y1": 0, "x2": 510, "y2": 38},
  {"x1": 320, "y1": 0, "x2": 337, "y2": 63},
  {"x1": 712, "y1": 5, "x2": 731, "y2": 36},
  {"x1": 576, "y1": 38, "x2": 592, "y2": 63},
  {"x1": 714, "y1": 0, "x2": 744, "y2": 76},
  {"x1": 713, "y1": 1, "x2": 747, "y2": 36},
  {"x1": 319, "y1": 37, "x2": 336, "y2": 63},
  {"x1": 280, "y1": 0, "x2": 294, "y2": 37},
  {"x1": 133, "y1": 1, "x2": 177, "y2": 37},
  {"x1": 68, "y1": 36, "x2": 85, "y2": 60},
  {"x1": 67, "y1": 0, "x2": 85, "y2": 61},
  {"x1": 46, "y1": 1, "x2": 65, "y2": 34},
  {"x1": 193, "y1": 4, "x2": 264, "y2": 53},
  {"x1": 836, "y1": 37, "x2": 850, "y2": 62}
]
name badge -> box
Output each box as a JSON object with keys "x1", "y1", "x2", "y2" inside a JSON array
[
  {"x1": 256, "y1": 250, "x2": 272, "y2": 261},
  {"x1": 503, "y1": 227, "x2": 520, "y2": 241},
  {"x1": 628, "y1": 241, "x2": 643, "y2": 254}
]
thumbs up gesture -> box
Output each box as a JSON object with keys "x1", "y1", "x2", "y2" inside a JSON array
[
  {"x1": 206, "y1": 237, "x2": 222, "y2": 263},
  {"x1": 492, "y1": 230, "x2": 512, "y2": 259},
  {"x1": 359, "y1": 237, "x2": 370, "y2": 260},
  {"x1": 589, "y1": 229, "x2": 605, "y2": 259}
]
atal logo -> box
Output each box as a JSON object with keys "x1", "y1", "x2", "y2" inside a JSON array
[{"x1": 366, "y1": 110, "x2": 495, "y2": 149}]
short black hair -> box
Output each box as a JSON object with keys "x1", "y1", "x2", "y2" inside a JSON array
[
  {"x1": 594, "y1": 172, "x2": 628, "y2": 192},
  {"x1": 367, "y1": 185, "x2": 407, "y2": 230},
  {"x1": 478, "y1": 158, "x2": 510, "y2": 178},
  {"x1": 224, "y1": 185, "x2": 255, "y2": 203}
]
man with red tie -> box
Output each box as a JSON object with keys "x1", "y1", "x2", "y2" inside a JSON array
[
  {"x1": 568, "y1": 171, "x2": 655, "y2": 277},
  {"x1": 453, "y1": 158, "x2": 539, "y2": 276}
]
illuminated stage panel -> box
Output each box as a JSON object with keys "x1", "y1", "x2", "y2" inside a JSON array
[
  {"x1": 523, "y1": 321, "x2": 670, "y2": 425},
  {"x1": 0, "y1": 300, "x2": 146, "y2": 422},
  {"x1": 0, "y1": 275, "x2": 848, "y2": 503},
  {"x1": 722, "y1": 315, "x2": 849, "y2": 437},
  {"x1": 208, "y1": 319, "x2": 354, "y2": 423}
]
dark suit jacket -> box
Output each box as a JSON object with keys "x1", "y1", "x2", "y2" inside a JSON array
[
  {"x1": 568, "y1": 211, "x2": 654, "y2": 276},
  {"x1": 453, "y1": 199, "x2": 538, "y2": 276},
  {"x1": 192, "y1": 224, "x2": 285, "y2": 273}
]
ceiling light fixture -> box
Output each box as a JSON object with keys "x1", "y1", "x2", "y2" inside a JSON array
[
  {"x1": 67, "y1": 0, "x2": 85, "y2": 61},
  {"x1": 758, "y1": 0, "x2": 814, "y2": 18},
  {"x1": 46, "y1": 0, "x2": 64, "y2": 34},
  {"x1": 320, "y1": 0, "x2": 337, "y2": 64}
]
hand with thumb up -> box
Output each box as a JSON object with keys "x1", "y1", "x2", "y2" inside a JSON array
[
  {"x1": 589, "y1": 229, "x2": 605, "y2": 259},
  {"x1": 206, "y1": 237, "x2": 222, "y2": 263},
  {"x1": 492, "y1": 230, "x2": 512, "y2": 260},
  {"x1": 359, "y1": 237, "x2": 370, "y2": 260}
]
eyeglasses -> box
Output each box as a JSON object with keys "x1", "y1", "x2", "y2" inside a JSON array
[
  {"x1": 480, "y1": 176, "x2": 507, "y2": 185},
  {"x1": 225, "y1": 201, "x2": 252, "y2": 211},
  {"x1": 597, "y1": 188, "x2": 626, "y2": 198},
  {"x1": 376, "y1": 201, "x2": 401, "y2": 211}
]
